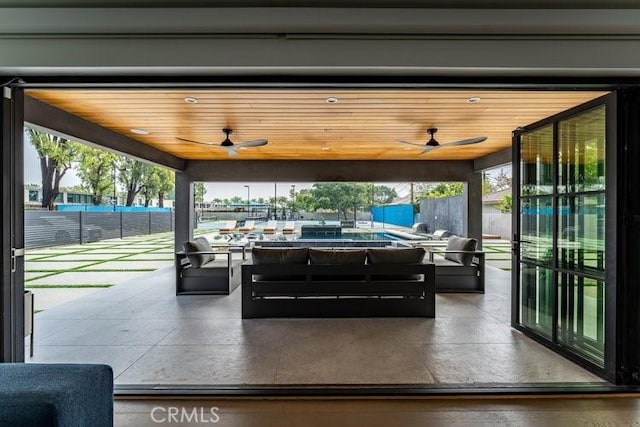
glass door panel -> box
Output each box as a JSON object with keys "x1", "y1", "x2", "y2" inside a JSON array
[
  {"x1": 558, "y1": 106, "x2": 606, "y2": 194},
  {"x1": 516, "y1": 100, "x2": 608, "y2": 369},
  {"x1": 520, "y1": 264, "x2": 554, "y2": 338},
  {"x1": 521, "y1": 125, "x2": 554, "y2": 196},
  {"x1": 558, "y1": 274, "x2": 605, "y2": 364},
  {"x1": 520, "y1": 196, "x2": 553, "y2": 265},
  {"x1": 558, "y1": 194, "x2": 605, "y2": 275}
]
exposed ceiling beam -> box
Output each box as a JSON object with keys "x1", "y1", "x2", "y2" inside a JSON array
[
  {"x1": 185, "y1": 160, "x2": 475, "y2": 182},
  {"x1": 474, "y1": 147, "x2": 512, "y2": 172},
  {"x1": 24, "y1": 96, "x2": 186, "y2": 171}
]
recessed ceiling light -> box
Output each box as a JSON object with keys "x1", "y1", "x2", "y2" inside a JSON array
[
  {"x1": 326, "y1": 97, "x2": 339, "y2": 104},
  {"x1": 239, "y1": 147, "x2": 248, "y2": 150},
  {"x1": 403, "y1": 147, "x2": 412, "y2": 150},
  {"x1": 130, "y1": 128, "x2": 149, "y2": 135},
  {"x1": 184, "y1": 97, "x2": 199, "y2": 104},
  {"x1": 321, "y1": 146, "x2": 331, "y2": 151},
  {"x1": 466, "y1": 97, "x2": 481, "y2": 104}
]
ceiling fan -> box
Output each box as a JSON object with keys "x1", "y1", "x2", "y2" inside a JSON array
[
  {"x1": 398, "y1": 128, "x2": 487, "y2": 155},
  {"x1": 176, "y1": 128, "x2": 268, "y2": 156}
]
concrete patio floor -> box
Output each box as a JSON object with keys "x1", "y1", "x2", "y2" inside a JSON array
[{"x1": 27, "y1": 261, "x2": 604, "y2": 387}]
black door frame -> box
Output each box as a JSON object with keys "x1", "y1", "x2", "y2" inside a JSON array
[
  {"x1": 511, "y1": 93, "x2": 618, "y2": 382},
  {"x1": 0, "y1": 84, "x2": 25, "y2": 363}
]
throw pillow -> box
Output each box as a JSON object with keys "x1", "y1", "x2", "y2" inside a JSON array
[
  {"x1": 443, "y1": 236, "x2": 478, "y2": 266},
  {"x1": 183, "y1": 237, "x2": 216, "y2": 268}
]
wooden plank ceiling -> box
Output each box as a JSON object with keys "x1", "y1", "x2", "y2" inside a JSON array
[{"x1": 26, "y1": 89, "x2": 607, "y2": 161}]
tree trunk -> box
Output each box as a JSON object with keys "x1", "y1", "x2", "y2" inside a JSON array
[
  {"x1": 126, "y1": 191, "x2": 136, "y2": 206},
  {"x1": 158, "y1": 192, "x2": 165, "y2": 208},
  {"x1": 40, "y1": 157, "x2": 56, "y2": 210}
]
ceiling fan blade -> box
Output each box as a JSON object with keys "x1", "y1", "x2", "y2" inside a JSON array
[
  {"x1": 175, "y1": 136, "x2": 217, "y2": 146},
  {"x1": 419, "y1": 145, "x2": 440, "y2": 155},
  {"x1": 222, "y1": 146, "x2": 239, "y2": 157},
  {"x1": 397, "y1": 140, "x2": 426, "y2": 148},
  {"x1": 442, "y1": 136, "x2": 487, "y2": 147},
  {"x1": 235, "y1": 139, "x2": 268, "y2": 148}
]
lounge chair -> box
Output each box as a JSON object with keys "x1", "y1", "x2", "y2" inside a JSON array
[
  {"x1": 282, "y1": 221, "x2": 296, "y2": 234},
  {"x1": 239, "y1": 220, "x2": 255, "y2": 233},
  {"x1": 425, "y1": 229, "x2": 450, "y2": 240},
  {"x1": 219, "y1": 220, "x2": 237, "y2": 234},
  {"x1": 262, "y1": 220, "x2": 278, "y2": 234}
]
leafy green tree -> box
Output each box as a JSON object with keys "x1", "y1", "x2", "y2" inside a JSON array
[
  {"x1": 293, "y1": 189, "x2": 316, "y2": 212},
  {"x1": 194, "y1": 182, "x2": 206, "y2": 204},
  {"x1": 307, "y1": 183, "x2": 369, "y2": 220},
  {"x1": 418, "y1": 182, "x2": 464, "y2": 200},
  {"x1": 139, "y1": 166, "x2": 162, "y2": 207},
  {"x1": 27, "y1": 129, "x2": 80, "y2": 210},
  {"x1": 117, "y1": 157, "x2": 152, "y2": 206},
  {"x1": 75, "y1": 145, "x2": 118, "y2": 205},
  {"x1": 496, "y1": 195, "x2": 512, "y2": 213},
  {"x1": 154, "y1": 168, "x2": 175, "y2": 208}
]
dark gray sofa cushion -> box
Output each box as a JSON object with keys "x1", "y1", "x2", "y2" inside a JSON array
[
  {"x1": 252, "y1": 247, "x2": 309, "y2": 264},
  {"x1": 183, "y1": 237, "x2": 216, "y2": 268},
  {"x1": 0, "y1": 363, "x2": 113, "y2": 427},
  {"x1": 309, "y1": 249, "x2": 367, "y2": 281},
  {"x1": 252, "y1": 247, "x2": 309, "y2": 281},
  {"x1": 182, "y1": 258, "x2": 244, "y2": 278},
  {"x1": 443, "y1": 236, "x2": 478, "y2": 266},
  {"x1": 309, "y1": 248, "x2": 366, "y2": 265},
  {"x1": 366, "y1": 247, "x2": 426, "y2": 281},
  {"x1": 366, "y1": 247, "x2": 426, "y2": 265}
]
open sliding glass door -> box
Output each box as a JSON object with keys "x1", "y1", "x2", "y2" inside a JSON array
[{"x1": 512, "y1": 94, "x2": 616, "y2": 379}]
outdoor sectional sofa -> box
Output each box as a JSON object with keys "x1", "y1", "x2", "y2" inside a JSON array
[{"x1": 242, "y1": 247, "x2": 435, "y2": 318}]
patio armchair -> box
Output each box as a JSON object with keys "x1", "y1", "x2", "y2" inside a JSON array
[
  {"x1": 427, "y1": 236, "x2": 485, "y2": 292},
  {"x1": 176, "y1": 237, "x2": 246, "y2": 295}
]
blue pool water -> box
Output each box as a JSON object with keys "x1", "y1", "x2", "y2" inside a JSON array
[{"x1": 296, "y1": 232, "x2": 399, "y2": 241}]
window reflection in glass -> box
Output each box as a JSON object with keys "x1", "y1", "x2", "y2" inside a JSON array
[
  {"x1": 521, "y1": 125, "x2": 554, "y2": 196},
  {"x1": 558, "y1": 106, "x2": 605, "y2": 194},
  {"x1": 558, "y1": 274, "x2": 604, "y2": 364},
  {"x1": 520, "y1": 196, "x2": 553, "y2": 265},
  {"x1": 558, "y1": 194, "x2": 605, "y2": 275},
  {"x1": 520, "y1": 264, "x2": 554, "y2": 338}
]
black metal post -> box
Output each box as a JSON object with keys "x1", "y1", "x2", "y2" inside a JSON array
[{"x1": 175, "y1": 173, "x2": 195, "y2": 252}]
